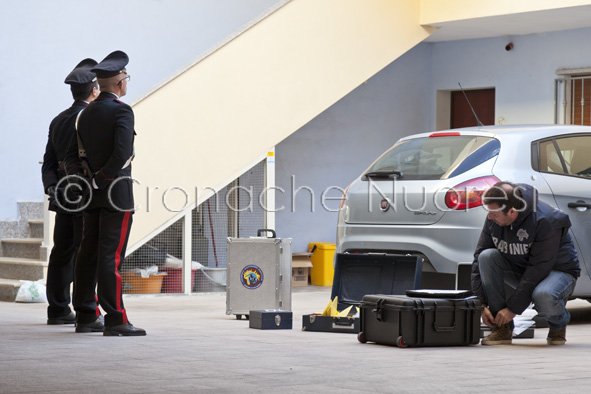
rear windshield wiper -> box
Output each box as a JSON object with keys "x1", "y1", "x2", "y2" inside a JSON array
[{"x1": 364, "y1": 170, "x2": 403, "y2": 179}]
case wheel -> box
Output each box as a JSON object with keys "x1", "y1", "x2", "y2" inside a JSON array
[
  {"x1": 396, "y1": 336, "x2": 407, "y2": 348},
  {"x1": 357, "y1": 331, "x2": 367, "y2": 343}
]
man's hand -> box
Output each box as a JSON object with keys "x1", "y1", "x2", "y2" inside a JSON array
[
  {"x1": 93, "y1": 170, "x2": 111, "y2": 189},
  {"x1": 494, "y1": 307, "x2": 516, "y2": 326},
  {"x1": 481, "y1": 306, "x2": 495, "y2": 327}
]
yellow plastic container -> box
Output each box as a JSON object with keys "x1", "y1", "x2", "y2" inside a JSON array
[{"x1": 307, "y1": 242, "x2": 336, "y2": 286}]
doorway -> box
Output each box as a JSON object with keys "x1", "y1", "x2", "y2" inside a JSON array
[{"x1": 450, "y1": 88, "x2": 495, "y2": 128}]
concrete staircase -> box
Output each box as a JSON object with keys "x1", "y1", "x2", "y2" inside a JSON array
[
  {"x1": 128, "y1": 0, "x2": 432, "y2": 252},
  {"x1": 0, "y1": 202, "x2": 47, "y2": 302}
]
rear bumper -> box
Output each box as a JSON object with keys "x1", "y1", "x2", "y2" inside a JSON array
[{"x1": 336, "y1": 222, "x2": 480, "y2": 274}]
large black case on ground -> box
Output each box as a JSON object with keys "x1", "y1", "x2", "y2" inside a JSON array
[
  {"x1": 358, "y1": 294, "x2": 482, "y2": 347},
  {"x1": 331, "y1": 254, "x2": 422, "y2": 310}
]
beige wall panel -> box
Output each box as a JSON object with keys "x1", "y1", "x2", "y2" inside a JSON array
[
  {"x1": 420, "y1": 0, "x2": 591, "y2": 24},
  {"x1": 129, "y1": 0, "x2": 431, "y2": 250}
]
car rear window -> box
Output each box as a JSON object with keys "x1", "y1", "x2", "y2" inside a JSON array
[{"x1": 366, "y1": 136, "x2": 500, "y2": 180}]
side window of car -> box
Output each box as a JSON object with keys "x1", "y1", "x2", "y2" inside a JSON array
[
  {"x1": 538, "y1": 135, "x2": 591, "y2": 178},
  {"x1": 538, "y1": 141, "x2": 566, "y2": 173}
]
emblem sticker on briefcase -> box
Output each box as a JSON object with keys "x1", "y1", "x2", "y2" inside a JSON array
[{"x1": 240, "y1": 265, "x2": 264, "y2": 289}]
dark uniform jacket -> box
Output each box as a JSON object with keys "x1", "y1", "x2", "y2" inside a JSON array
[
  {"x1": 42, "y1": 100, "x2": 88, "y2": 212},
  {"x1": 76, "y1": 92, "x2": 135, "y2": 212},
  {"x1": 471, "y1": 184, "x2": 580, "y2": 314}
]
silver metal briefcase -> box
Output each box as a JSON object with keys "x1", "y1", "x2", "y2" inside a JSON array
[{"x1": 226, "y1": 229, "x2": 292, "y2": 318}]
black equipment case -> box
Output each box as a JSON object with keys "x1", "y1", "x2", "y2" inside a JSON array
[
  {"x1": 302, "y1": 254, "x2": 422, "y2": 334},
  {"x1": 302, "y1": 314, "x2": 360, "y2": 334},
  {"x1": 249, "y1": 310, "x2": 293, "y2": 330},
  {"x1": 358, "y1": 294, "x2": 482, "y2": 347},
  {"x1": 331, "y1": 254, "x2": 422, "y2": 310}
]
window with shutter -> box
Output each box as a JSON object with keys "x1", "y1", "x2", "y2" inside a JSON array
[{"x1": 555, "y1": 73, "x2": 591, "y2": 125}]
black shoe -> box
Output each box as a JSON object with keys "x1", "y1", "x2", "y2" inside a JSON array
[
  {"x1": 47, "y1": 311, "x2": 76, "y2": 325},
  {"x1": 103, "y1": 323, "x2": 146, "y2": 337},
  {"x1": 75, "y1": 316, "x2": 105, "y2": 333}
]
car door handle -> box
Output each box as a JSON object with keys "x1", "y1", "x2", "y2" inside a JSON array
[{"x1": 567, "y1": 201, "x2": 591, "y2": 209}]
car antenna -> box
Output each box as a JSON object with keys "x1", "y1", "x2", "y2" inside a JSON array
[{"x1": 458, "y1": 82, "x2": 483, "y2": 127}]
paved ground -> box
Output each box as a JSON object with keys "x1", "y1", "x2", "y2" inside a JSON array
[{"x1": 1, "y1": 287, "x2": 591, "y2": 394}]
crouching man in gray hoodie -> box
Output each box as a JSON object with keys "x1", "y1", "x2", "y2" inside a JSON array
[{"x1": 471, "y1": 181, "x2": 580, "y2": 346}]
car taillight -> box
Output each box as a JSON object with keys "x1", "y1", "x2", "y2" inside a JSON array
[{"x1": 444, "y1": 176, "x2": 500, "y2": 210}]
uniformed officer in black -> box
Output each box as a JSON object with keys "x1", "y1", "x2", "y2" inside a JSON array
[
  {"x1": 41, "y1": 59, "x2": 102, "y2": 327},
  {"x1": 74, "y1": 50, "x2": 145, "y2": 336}
]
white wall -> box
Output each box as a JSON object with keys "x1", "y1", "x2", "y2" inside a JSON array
[
  {"x1": 0, "y1": 0, "x2": 281, "y2": 219},
  {"x1": 275, "y1": 44, "x2": 433, "y2": 252},
  {"x1": 420, "y1": 0, "x2": 591, "y2": 24},
  {"x1": 276, "y1": 26, "x2": 591, "y2": 252}
]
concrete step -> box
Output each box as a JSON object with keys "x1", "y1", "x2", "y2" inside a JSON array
[
  {"x1": 0, "y1": 278, "x2": 21, "y2": 302},
  {"x1": 1, "y1": 238, "x2": 43, "y2": 260},
  {"x1": 0, "y1": 257, "x2": 47, "y2": 281},
  {"x1": 28, "y1": 219, "x2": 44, "y2": 239}
]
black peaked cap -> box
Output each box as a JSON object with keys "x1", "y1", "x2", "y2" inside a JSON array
[
  {"x1": 91, "y1": 50, "x2": 129, "y2": 78},
  {"x1": 64, "y1": 58, "x2": 98, "y2": 85}
]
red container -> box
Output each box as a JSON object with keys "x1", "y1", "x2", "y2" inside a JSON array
[{"x1": 160, "y1": 267, "x2": 196, "y2": 293}]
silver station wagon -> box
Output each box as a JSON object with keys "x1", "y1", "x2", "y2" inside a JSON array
[{"x1": 336, "y1": 125, "x2": 591, "y2": 299}]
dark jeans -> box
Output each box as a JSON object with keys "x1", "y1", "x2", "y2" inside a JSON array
[{"x1": 478, "y1": 248, "x2": 576, "y2": 328}]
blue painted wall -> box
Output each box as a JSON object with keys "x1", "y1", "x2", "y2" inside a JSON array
[
  {"x1": 430, "y1": 28, "x2": 591, "y2": 126},
  {"x1": 276, "y1": 44, "x2": 433, "y2": 251},
  {"x1": 276, "y1": 27, "x2": 591, "y2": 252}
]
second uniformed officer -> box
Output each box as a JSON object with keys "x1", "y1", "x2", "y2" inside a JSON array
[
  {"x1": 74, "y1": 50, "x2": 146, "y2": 336},
  {"x1": 41, "y1": 59, "x2": 101, "y2": 327}
]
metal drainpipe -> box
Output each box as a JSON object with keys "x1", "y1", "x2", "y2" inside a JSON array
[{"x1": 182, "y1": 208, "x2": 192, "y2": 295}]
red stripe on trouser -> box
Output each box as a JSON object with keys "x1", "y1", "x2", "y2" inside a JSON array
[
  {"x1": 114, "y1": 212, "x2": 131, "y2": 324},
  {"x1": 95, "y1": 294, "x2": 100, "y2": 317}
]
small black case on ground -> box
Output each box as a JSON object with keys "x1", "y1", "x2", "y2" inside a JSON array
[
  {"x1": 249, "y1": 310, "x2": 293, "y2": 330},
  {"x1": 358, "y1": 294, "x2": 482, "y2": 347},
  {"x1": 302, "y1": 314, "x2": 360, "y2": 334}
]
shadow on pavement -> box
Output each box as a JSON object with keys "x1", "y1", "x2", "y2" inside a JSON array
[{"x1": 568, "y1": 301, "x2": 591, "y2": 325}]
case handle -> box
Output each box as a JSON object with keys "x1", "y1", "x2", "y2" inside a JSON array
[
  {"x1": 433, "y1": 323, "x2": 456, "y2": 332},
  {"x1": 433, "y1": 302, "x2": 456, "y2": 332},
  {"x1": 257, "y1": 229, "x2": 276, "y2": 238},
  {"x1": 373, "y1": 299, "x2": 385, "y2": 321},
  {"x1": 332, "y1": 319, "x2": 355, "y2": 327}
]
